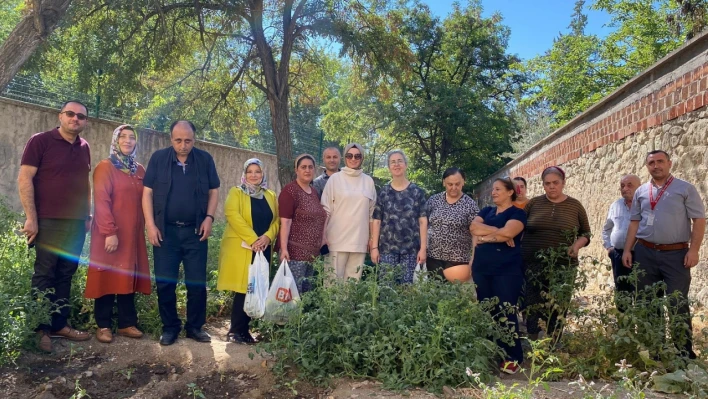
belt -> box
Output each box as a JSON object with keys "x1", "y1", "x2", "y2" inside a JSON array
[
  {"x1": 637, "y1": 239, "x2": 689, "y2": 251},
  {"x1": 167, "y1": 221, "x2": 194, "y2": 227}
]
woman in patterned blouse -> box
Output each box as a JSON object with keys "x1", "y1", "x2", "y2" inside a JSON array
[
  {"x1": 278, "y1": 154, "x2": 328, "y2": 293},
  {"x1": 370, "y1": 150, "x2": 428, "y2": 284},
  {"x1": 425, "y1": 167, "x2": 480, "y2": 282},
  {"x1": 522, "y1": 166, "x2": 591, "y2": 342}
]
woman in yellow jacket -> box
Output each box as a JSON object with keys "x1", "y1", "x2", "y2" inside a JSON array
[{"x1": 217, "y1": 158, "x2": 279, "y2": 344}]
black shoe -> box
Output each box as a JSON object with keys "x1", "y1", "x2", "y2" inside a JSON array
[
  {"x1": 159, "y1": 331, "x2": 179, "y2": 346},
  {"x1": 227, "y1": 332, "x2": 257, "y2": 345},
  {"x1": 186, "y1": 329, "x2": 211, "y2": 343}
]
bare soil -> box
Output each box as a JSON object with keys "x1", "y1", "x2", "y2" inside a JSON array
[{"x1": 0, "y1": 319, "x2": 680, "y2": 399}]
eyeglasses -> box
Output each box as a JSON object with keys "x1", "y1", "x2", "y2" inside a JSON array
[
  {"x1": 345, "y1": 153, "x2": 362, "y2": 160},
  {"x1": 60, "y1": 111, "x2": 88, "y2": 120},
  {"x1": 389, "y1": 159, "x2": 405, "y2": 165}
]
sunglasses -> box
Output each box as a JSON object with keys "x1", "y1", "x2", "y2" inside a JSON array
[
  {"x1": 345, "y1": 153, "x2": 362, "y2": 160},
  {"x1": 61, "y1": 110, "x2": 88, "y2": 120}
]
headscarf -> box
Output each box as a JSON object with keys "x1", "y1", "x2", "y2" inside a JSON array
[
  {"x1": 343, "y1": 142, "x2": 365, "y2": 170},
  {"x1": 109, "y1": 124, "x2": 138, "y2": 175},
  {"x1": 240, "y1": 158, "x2": 268, "y2": 199}
]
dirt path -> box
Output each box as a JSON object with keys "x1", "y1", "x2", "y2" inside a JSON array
[{"x1": 0, "y1": 320, "x2": 681, "y2": 399}]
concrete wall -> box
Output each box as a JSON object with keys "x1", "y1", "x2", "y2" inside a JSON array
[
  {"x1": 474, "y1": 32, "x2": 708, "y2": 302},
  {"x1": 0, "y1": 98, "x2": 280, "y2": 218}
]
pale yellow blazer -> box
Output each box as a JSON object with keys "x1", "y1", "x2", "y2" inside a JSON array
[{"x1": 216, "y1": 187, "x2": 279, "y2": 293}]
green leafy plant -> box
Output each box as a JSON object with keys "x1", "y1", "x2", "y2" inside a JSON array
[
  {"x1": 69, "y1": 379, "x2": 91, "y2": 399},
  {"x1": 118, "y1": 367, "x2": 136, "y2": 381},
  {"x1": 257, "y1": 260, "x2": 510, "y2": 391},
  {"x1": 186, "y1": 382, "x2": 206, "y2": 399}
]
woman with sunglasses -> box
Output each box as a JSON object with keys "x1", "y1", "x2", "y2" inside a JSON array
[
  {"x1": 217, "y1": 158, "x2": 279, "y2": 344},
  {"x1": 426, "y1": 167, "x2": 480, "y2": 282},
  {"x1": 522, "y1": 166, "x2": 590, "y2": 342},
  {"x1": 370, "y1": 150, "x2": 427, "y2": 284},
  {"x1": 470, "y1": 177, "x2": 527, "y2": 374},
  {"x1": 320, "y1": 143, "x2": 376, "y2": 283},
  {"x1": 278, "y1": 154, "x2": 328, "y2": 293},
  {"x1": 85, "y1": 125, "x2": 151, "y2": 344}
]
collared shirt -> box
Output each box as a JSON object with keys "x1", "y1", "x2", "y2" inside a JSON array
[
  {"x1": 602, "y1": 198, "x2": 632, "y2": 249},
  {"x1": 165, "y1": 151, "x2": 198, "y2": 223},
  {"x1": 312, "y1": 170, "x2": 335, "y2": 197},
  {"x1": 20, "y1": 128, "x2": 91, "y2": 220},
  {"x1": 630, "y1": 176, "x2": 705, "y2": 244}
]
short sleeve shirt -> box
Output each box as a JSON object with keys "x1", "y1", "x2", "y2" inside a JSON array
[
  {"x1": 472, "y1": 206, "x2": 527, "y2": 275},
  {"x1": 426, "y1": 193, "x2": 480, "y2": 263},
  {"x1": 630, "y1": 177, "x2": 705, "y2": 244},
  {"x1": 372, "y1": 183, "x2": 427, "y2": 254},
  {"x1": 279, "y1": 181, "x2": 328, "y2": 261},
  {"x1": 20, "y1": 128, "x2": 91, "y2": 220}
]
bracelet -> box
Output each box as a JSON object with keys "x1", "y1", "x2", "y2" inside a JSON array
[
  {"x1": 205, "y1": 214, "x2": 215, "y2": 222},
  {"x1": 371, "y1": 247, "x2": 378, "y2": 250}
]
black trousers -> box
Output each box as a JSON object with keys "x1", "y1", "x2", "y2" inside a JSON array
[
  {"x1": 525, "y1": 259, "x2": 578, "y2": 339},
  {"x1": 153, "y1": 224, "x2": 208, "y2": 334},
  {"x1": 231, "y1": 248, "x2": 271, "y2": 335},
  {"x1": 94, "y1": 294, "x2": 137, "y2": 329},
  {"x1": 473, "y1": 272, "x2": 524, "y2": 363},
  {"x1": 634, "y1": 244, "x2": 694, "y2": 357},
  {"x1": 31, "y1": 218, "x2": 86, "y2": 332},
  {"x1": 609, "y1": 248, "x2": 634, "y2": 312}
]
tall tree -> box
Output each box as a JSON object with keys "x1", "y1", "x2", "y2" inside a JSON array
[
  {"x1": 0, "y1": 0, "x2": 72, "y2": 89},
  {"x1": 331, "y1": 0, "x2": 522, "y2": 188}
]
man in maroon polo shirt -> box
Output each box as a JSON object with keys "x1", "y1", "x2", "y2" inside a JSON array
[{"x1": 18, "y1": 100, "x2": 93, "y2": 352}]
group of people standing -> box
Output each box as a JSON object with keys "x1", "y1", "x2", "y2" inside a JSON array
[{"x1": 17, "y1": 101, "x2": 706, "y2": 376}]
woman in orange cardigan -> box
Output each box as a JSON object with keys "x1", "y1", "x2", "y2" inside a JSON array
[
  {"x1": 217, "y1": 158, "x2": 279, "y2": 344},
  {"x1": 85, "y1": 125, "x2": 151, "y2": 343}
]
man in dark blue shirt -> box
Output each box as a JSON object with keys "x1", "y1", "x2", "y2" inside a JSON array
[{"x1": 142, "y1": 120, "x2": 220, "y2": 346}]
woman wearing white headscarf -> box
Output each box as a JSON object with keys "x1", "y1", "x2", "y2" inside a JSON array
[
  {"x1": 320, "y1": 143, "x2": 376, "y2": 282},
  {"x1": 85, "y1": 125, "x2": 151, "y2": 344},
  {"x1": 217, "y1": 158, "x2": 279, "y2": 344}
]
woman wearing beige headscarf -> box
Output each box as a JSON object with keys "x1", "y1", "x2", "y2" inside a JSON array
[{"x1": 320, "y1": 143, "x2": 376, "y2": 282}]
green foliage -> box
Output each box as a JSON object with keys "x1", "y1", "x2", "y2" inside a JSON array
[
  {"x1": 0, "y1": 198, "x2": 53, "y2": 366},
  {"x1": 257, "y1": 261, "x2": 509, "y2": 391}
]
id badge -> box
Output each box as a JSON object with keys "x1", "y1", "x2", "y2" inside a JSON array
[{"x1": 647, "y1": 212, "x2": 655, "y2": 226}]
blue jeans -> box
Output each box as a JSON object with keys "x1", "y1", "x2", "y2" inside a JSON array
[{"x1": 153, "y1": 224, "x2": 208, "y2": 334}]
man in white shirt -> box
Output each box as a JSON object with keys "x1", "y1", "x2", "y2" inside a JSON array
[{"x1": 601, "y1": 174, "x2": 640, "y2": 311}]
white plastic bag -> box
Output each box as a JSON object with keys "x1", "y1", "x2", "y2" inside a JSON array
[
  {"x1": 244, "y1": 251, "x2": 270, "y2": 319},
  {"x1": 264, "y1": 259, "x2": 301, "y2": 325},
  {"x1": 413, "y1": 263, "x2": 428, "y2": 283}
]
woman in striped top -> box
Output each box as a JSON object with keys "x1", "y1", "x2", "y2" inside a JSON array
[{"x1": 522, "y1": 166, "x2": 591, "y2": 342}]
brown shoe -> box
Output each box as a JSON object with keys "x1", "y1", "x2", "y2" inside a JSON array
[
  {"x1": 50, "y1": 326, "x2": 91, "y2": 341},
  {"x1": 96, "y1": 328, "x2": 113, "y2": 343},
  {"x1": 117, "y1": 326, "x2": 144, "y2": 339},
  {"x1": 37, "y1": 331, "x2": 52, "y2": 352}
]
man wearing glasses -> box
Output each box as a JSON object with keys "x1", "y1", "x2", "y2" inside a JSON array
[{"x1": 18, "y1": 101, "x2": 93, "y2": 352}]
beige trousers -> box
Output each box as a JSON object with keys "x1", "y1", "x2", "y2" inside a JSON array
[{"x1": 325, "y1": 252, "x2": 366, "y2": 284}]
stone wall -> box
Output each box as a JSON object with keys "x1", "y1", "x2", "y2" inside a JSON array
[
  {"x1": 474, "y1": 32, "x2": 708, "y2": 302},
  {"x1": 0, "y1": 98, "x2": 280, "y2": 219}
]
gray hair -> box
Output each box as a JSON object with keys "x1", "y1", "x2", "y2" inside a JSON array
[
  {"x1": 387, "y1": 150, "x2": 408, "y2": 166},
  {"x1": 322, "y1": 146, "x2": 341, "y2": 157}
]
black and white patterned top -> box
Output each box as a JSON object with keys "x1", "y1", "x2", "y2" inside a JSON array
[
  {"x1": 426, "y1": 192, "x2": 480, "y2": 263},
  {"x1": 372, "y1": 182, "x2": 427, "y2": 254}
]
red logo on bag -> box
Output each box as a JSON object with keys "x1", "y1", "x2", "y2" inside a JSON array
[{"x1": 276, "y1": 288, "x2": 292, "y2": 303}]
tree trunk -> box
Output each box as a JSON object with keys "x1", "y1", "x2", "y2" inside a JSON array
[
  {"x1": 0, "y1": 0, "x2": 72, "y2": 90},
  {"x1": 268, "y1": 92, "x2": 295, "y2": 186}
]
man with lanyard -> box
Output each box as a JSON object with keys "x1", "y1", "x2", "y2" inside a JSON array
[
  {"x1": 18, "y1": 100, "x2": 93, "y2": 352},
  {"x1": 602, "y1": 174, "x2": 641, "y2": 312},
  {"x1": 142, "y1": 120, "x2": 220, "y2": 346},
  {"x1": 312, "y1": 147, "x2": 341, "y2": 197},
  {"x1": 623, "y1": 150, "x2": 705, "y2": 358}
]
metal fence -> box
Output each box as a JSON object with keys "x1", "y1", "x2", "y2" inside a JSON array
[{"x1": 1, "y1": 75, "x2": 328, "y2": 158}]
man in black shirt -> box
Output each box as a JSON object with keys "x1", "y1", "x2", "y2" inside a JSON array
[{"x1": 142, "y1": 120, "x2": 220, "y2": 345}]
